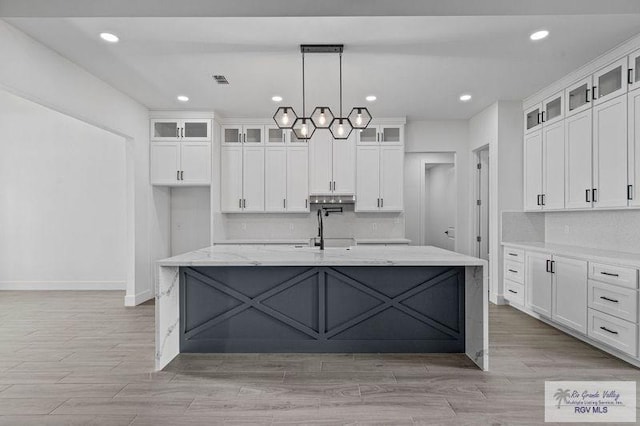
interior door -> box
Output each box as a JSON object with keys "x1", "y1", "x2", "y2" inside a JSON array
[
  {"x1": 564, "y1": 109, "x2": 593, "y2": 209},
  {"x1": 629, "y1": 89, "x2": 640, "y2": 207},
  {"x1": 355, "y1": 146, "x2": 380, "y2": 211},
  {"x1": 524, "y1": 130, "x2": 543, "y2": 211},
  {"x1": 526, "y1": 251, "x2": 552, "y2": 317},
  {"x1": 180, "y1": 142, "x2": 211, "y2": 185},
  {"x1": 264, "y1": 147, "x2": 287, "y2": 212},
  {"x1": 379, "y1": 145, "x2": 404, "y2": 211},
  {"x1": 593, "y1": 95, "x2": 628, "y2": 208},
  {"x1": 286, "y1": 146, "x2": 309, "y2": 212},
  {"x1": 309, "y1": 130, "x2": 333, "y2": 194},
  {"x1": 220, "y1": 146, "x2": 243, "y2": 212},
  {"x1": 552, "y1": 256, "x2": 588, "y2": 334},
  {"x1": 332, "y1": 134, "x2": 356, "y2": 194},
  {"x1": 242, "y1": 147, "x2": 265, "y2": 212},
  {"x1": 542, "y1": 120, "x2": 565, "y2": 209},
  {"x1": 150, "y1": 142, "x2": 180, "y2": 185}
]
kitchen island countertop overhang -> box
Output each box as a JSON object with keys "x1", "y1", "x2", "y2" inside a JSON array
[{"x1": 156, "y1": 245, "x2": 488, "y2": 371}]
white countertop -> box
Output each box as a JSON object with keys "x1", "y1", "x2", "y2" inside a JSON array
[
  {"x1": 356, "y1": 238, "x2": 411, "y2": 245},
  {"x1": 213, "y1": 239, "x2": 310, "y2": 245},
  {"x1": 502, "y1": 241, "x2": 640, "y2": 268},
  {"x1": 158, "y1": 245, "x2": 486, "y2": 267}
]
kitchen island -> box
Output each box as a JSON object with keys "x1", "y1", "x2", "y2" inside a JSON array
[{"x1": 155, "y1": 245, "x2": 488, "y2": 371}]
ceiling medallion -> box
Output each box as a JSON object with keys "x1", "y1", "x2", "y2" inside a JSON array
[{"x1": 273, "y1": 44, "x2": 372, "y2": 140}]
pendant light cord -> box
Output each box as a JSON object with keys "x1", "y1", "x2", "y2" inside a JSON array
[
  {"x1": 302, "y1": 52, "x2": 306, "y2": 117},
  {"x1": 339, "y1": 52, "x2": 343, "y2": 118}
]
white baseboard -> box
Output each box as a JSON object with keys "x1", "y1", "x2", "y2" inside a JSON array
[
  {"x1": 490, "y1": 293, "x2": 506, "y2": 305},
  {"x1": 124, "y1": 288, "x2": 154, "y2": 306},
  {"x1": 0, "y1": 281, "x2": 126, "y2": 290}
]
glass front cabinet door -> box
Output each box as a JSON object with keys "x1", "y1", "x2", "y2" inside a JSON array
[
  {"x1": 593, "y1": 57, "x2": 628, "y2": 105},
  {"x1": 524, "y1": 104, "x2": 542, "y2": 133},
  {"x1": 151, "y1": 119, "x2": 181, "y2": 141},
  {"x1": 565, "y1": 77, "x2": 593, "y2": 117},
  {"x1": 151, "y1": 119, "x2": 211, "y2": 141},
  {"x1": 182, "y1": 120, "x2": 211, "y2": 141},
  {"x1": 629, "y1": 49, "x2": 640, "y2": 92},
  {"x1": 542, "y1": 92, "x2": 564, "y2": 125}
]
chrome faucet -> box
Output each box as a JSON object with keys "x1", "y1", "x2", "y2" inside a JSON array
[{"x1": 315, "y1": 207, "x2": 343, "y2": 250}]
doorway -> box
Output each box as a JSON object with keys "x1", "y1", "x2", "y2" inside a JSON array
[{"x1": 420, "y1": 155, "x2": 456, "y2": 250}]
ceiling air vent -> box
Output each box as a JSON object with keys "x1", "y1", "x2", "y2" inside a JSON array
[{"x1": 213, "y1": 75, "x2": 229, "y2": 85}]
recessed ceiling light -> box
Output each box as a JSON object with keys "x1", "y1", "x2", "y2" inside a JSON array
[
  {"x1": 177, "y1": 95, "x2": 189, "y2": 102},
  {"x1": 272, "y1": 96, "x2": 283, "y2": 102},
  {"x1": 530, "y1": 30, "x2": 549, "y2": 41},
  {"x1": 366, "y1": 95, "x2": 377, "y2": 102},
  {"x1": 99, "y1": 32, "x2": 119, "y2": 43},
  {"x1": 459, "y1": 94, "x2": 472, "y2": 102}
]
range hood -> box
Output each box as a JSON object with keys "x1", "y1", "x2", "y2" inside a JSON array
[{"x1": 309, "y1": 195, "x2": 355, "y2": 205}]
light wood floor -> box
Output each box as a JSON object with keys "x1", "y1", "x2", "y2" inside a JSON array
[{"x1": 1, "y1": 291, "x2": 639, "y2": 425}]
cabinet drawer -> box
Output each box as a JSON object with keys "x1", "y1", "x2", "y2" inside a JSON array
[
  {"x1": 588, "y1": 280, "x2": 638, "y2": 323},
  {"x1": 504, "y1": 280, "x2": 525, "y2": 306},
  {"x1": 587, "y1": 308, "x2": 638, "y2": 357},
  {"x1": 504, "y1": 247, "x2": 525, "y2": 263},
  {"x1": 504, "y1": 260, "x2": 524, "y2": 284},
  {"x1": 589, "y1": 263, "x2": 638, "y2": 289}
]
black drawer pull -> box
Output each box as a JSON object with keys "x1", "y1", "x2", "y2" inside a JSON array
[
  {"x1": 508, "y1": 253, "x2": 518, "y2": 257},
  {"x1": 600, "y1": 296, "x2": 619, "y2": 303},
  {"x1": 601, "y1": 272, "x2": 619, "y2": 277},
  {"x1": 600, "y1": 326, "x2": 618, "y2": 335},
  {"x1": 508, "y1": 289, "x2": 518, "y2": 294},
  {"x1": 508, "y1": 269, "x2": 518, "y2": 273}
]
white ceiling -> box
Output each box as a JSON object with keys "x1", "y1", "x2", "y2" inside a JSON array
[{"x1": 6, "y1": 15, "x2": 640, "y2": 120}]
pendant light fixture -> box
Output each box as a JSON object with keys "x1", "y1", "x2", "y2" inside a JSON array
[{"x1": 273, "y1": 44, "x2": 372, "y2": 140}]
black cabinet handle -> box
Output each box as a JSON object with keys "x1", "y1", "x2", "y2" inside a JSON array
[
  {"x1": 180, "y1": 171, "x2": 184, "y2": 180},
  {"x1": 305, "y1": 199, "x2": 308, "y2": 209},
  {"x1": 586, "y1": 189, "x2": 591, "y2": 203},
  {"x1": 600, "y1": 296, "x2": 619, "y2": 303},
  {"x1": 508, "y1": 269, "x2": 518, "y2": 273},
  {"x1": 508, "y1": 289, "x2": 518, "y2": 294},
  {"x1": 381, "y1": 198, "x2": 384, "y2": 208},
  {"x1": 592, "y1": 188, "x2": 598, "y2": 202},
  {"x1": 628, "y1": 68, "x2": 634, "y2": 85},
  {"x1": 592, "y1": 86, "x2": 597, "y2": 100},
  {"x1": 176, "y1": 128, "x2": 180, "y2": 138},
  {"x1": 508, "y1": 253, "x2": 518, "y2": 257},
  {"x1": 181, "y1": 127, "x2": 184, "y2": 138},
  {"x1": 537, "y1": 194, "x2": 541, "y2": 206},
  {"x1": 537, "y1": 112, "x2": 542, "y2": 124},
  {"x1": 541, "y1": 111, "x2": 546, "y2": 123},
  {"x1": 601, "y1": 272, "x2": 619, "y2": 277},
  {"x1": 546, "y1": 259, "x2": 551, "y2": 273},
  {"x1": 628, "y1": 185, "x2": 633, "y2": 201},
  {"x1": 600, "y1": 326, "x2": 618, "y2": 335},
  {"x1": 176, "y1": 170, "x2": 180, "y2": 180},
  {"x1": 541, "y1": 194, "x2": 546, "y2": 206},
  {"x1": 550, "y1": 260, "x2": 555, "y2": 274},
  {"x1": 585, "y1": 88, "x2": 591, "y2": 103}
]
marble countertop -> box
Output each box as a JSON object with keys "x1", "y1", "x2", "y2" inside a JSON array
[
  {"x1": 356, "y1": 238, "x2": 412, "y2": 244},
  {"x1": 502, "y1": 241, "x2": 640, "y2": 268},
  {"x1": 213, "y1": 239, "x2": 310, "y2": 245},
  {"x1": 158, "y1": 245, "x2": 486, "y2": 267}
]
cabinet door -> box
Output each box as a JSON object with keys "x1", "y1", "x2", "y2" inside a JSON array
[
  {"x1": 593, "y1": 95, "x2": 628, "y2": 208},
  {"x1": 309, "y1": 130, "x2": 333, "y2": 194},
  {"x1": 265, "y1": 125, "x2": 286, "y2": 145},
  {"x1": 526, "y1": 251, "x2": 552, "y2": 317},
  {"x1": 332, "y1": 134, "x2": 356, "y2": 194},
  {"x1": 542, "y1": 120, "x2": 565, "y2": 209},
  {"x1": 180, "y1": 142, "x2": 211, "y2": 185},
  {"x1": 552, "y1": 256, "x2": 588, "y2": 334},
  {"x1": 355, "y1": 146, "x2": 380, "y2": 211},
  {"x1": 593, "y1": 57, "x2": 628, "y2": 106},
  {"x1": 286, "y1": 146, "x2": 310, "y2": 212},
  {"x1": 242, "y1": 147, "x2": 265, "y2": 212},
  {"x1": 182, "y1": 119, "x2": 211, "y2": 141},
  {"x1": 543, "y1": 92, "x2": 564, "y2": 125},
  {"x1": 151, "y1": 119, "x2": 181, "y2": 141},
  {"x1": 524, "y1": 130, "x2": 543, "y2": 211},
  {"x1": 524, "y1": 104, "x2": 542, "y2": 134},
  {"x1": 356, "y1": 127, "x2": 378, "y2": 145},
  {"x1": 565, "y1": 109, "x2": 593, "y2": 209},
  {"x1": 629, "y1": 89, "x2": 640, "y2": 206},
  {"x1": 264, "y1": 147, "x2": 287, "y2": 212},
  {"x1": 380, "y1": 125, "x2": 403, "y2": 145},
  {"x1": 379, "y1": 145, "x2": 404, "y2": 211},
  {"x1": 221, "y1": 146, "x2": 243, "y2": 212},
  {"x1": 244, "y1": 125, "x2": 264, "y2": 145},
  {"x1": 629, "y1": 49, "x2": 640, "y2": 92},
  {"x1": 150, "y1": 142, "x2": 180, "y2": 185},
  {"x1": 565, "y1": 77, "x2": 593, "y2": 117},
  {"x1": 222, "y1": 126, "x2": 243, "y2": 145}
]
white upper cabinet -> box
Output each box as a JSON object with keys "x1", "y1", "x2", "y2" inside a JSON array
[
  {"x1": 332, "y1": 134, "x2": 356, "y2": 195},
  {"x1": 242, "y1": 146, "x2": 265, "y2": 212},
  {"x1": 629, "y1": 89, "x2": 640, "y2": 207},
  {"x1": 180, "y1": 142, "x2": 211, "y2": 185},
  {"x1": 629, "y1": 49, "x2": 640, "y2": 92},
  {"x1": 265, "y1": 147, "x2": 287, "y2": 212},
  {"x1": 592, "y1": 95, "x2": 628, "y2": 208},
  {"x1": 150, "y1": 142, "x2": 181, "y2": 185},
  {"x1": 593, "y1": 58, "x2": 628, "y2": 106},
  {"x1": 150, "y1": 141, "x2": 211, "y2": 186},
  {"x1": 565, "y1": 110, "x2": 593, "y2": 209},
  {"x1": 356, "y1": 125, "x2": 404, "y2": 145},
  {"x1": 355, "y1": 146, "x2": 380, "y2": 211},
  {"x1": 542, "y1": 92, "x2": 564, "y2": 125},
  {"x1": 309, "y1": 130, "x2": 334, "y2": 194},
  {"x1": 265, "y1": 125, "x2": 286, "y2": 145},
  {"x1": 542, "y1": 120, "x2": 565, "y2": 210},
  {"x1": 286, "y1": 146, "x2": 310, "y2": 212},
  {"x1": 565, "y1": 76, "x2": 593, "y2": 117},
  {"x1": 379, "y1": 145, "x2": 404, "y2": 211},
  {"x1": 151, "y1": 119, "x2": 211, "y2": 141},
  {"x1": 524, "y1": 130, "x2": 543, "y2": 211},
  {"x1": 524, "y1": 104, "x2": 543, "y2": 134},
  {"x1": 220, "y1": 146, "x2": 244, "y2": 212},
  {"x1": 222, "y1": 125, "x2": 264, "y2": 145},
  {"x1": 355, "y1": 144, "x2": 403, "y2": 212}
]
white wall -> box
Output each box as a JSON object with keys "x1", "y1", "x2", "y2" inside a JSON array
[
  {"x1": 405, "y1": 120, "x2": 471, "y2": 254},
  {"x1": 0, "y1": 89, "x2": 127, "y2": 289},
  {"x1": 425, "y1": 164, "x2": 456, "y2": 249},
  {"x1": 171, "y1": 187, "x2": 211, "y2": 256},
  {"x1": 0, "y1": 20, "x2": 169, "y2": 304}
]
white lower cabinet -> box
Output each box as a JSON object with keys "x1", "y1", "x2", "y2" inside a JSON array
[
  {"x1": 504, "y1": 280, "x2": 525, "y2": 306},
  {"x1": 151, "y1": 142, "x2": 211, "y2": 186},
  {"x1": 588, "y1": 309, "x2": 638, "y2": 357},
  {"x1": 525, "y1": 251, "x2": 552, "y2": 317},
  {"x1": 552, "y1": 256, "x2": 588, "y2": 334}
]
